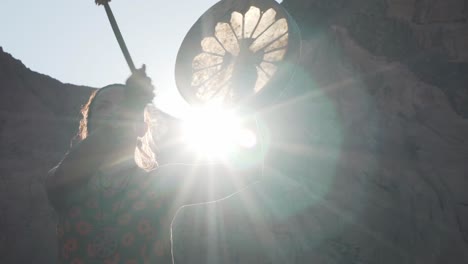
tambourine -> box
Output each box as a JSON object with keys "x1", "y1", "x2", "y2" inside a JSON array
[{"x1": 175, "y1": 0, "x2": 301, "y2": 108}]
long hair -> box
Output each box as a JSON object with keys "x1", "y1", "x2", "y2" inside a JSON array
[
  {"x1": 135, "y1": 105, "x2": 159, "y2": 171},
  {"x1": 73, "y1": 84, "x2": 158, "y2": 171},
  {"x1": 76, "y1": 84, "x2": 126, "y2": 142}
]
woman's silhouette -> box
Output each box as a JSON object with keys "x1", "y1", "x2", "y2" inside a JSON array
[{"x1": 45, "y1": 66, "x2": 260, "y2": 263}]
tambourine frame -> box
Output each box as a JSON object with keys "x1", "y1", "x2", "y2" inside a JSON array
[{"x1": 175, "y1": 0, "x2": 301, "y2": 109}]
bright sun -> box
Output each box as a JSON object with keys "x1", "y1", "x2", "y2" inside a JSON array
[{"x1": 181, "y1": 106, "x2": 257, "y2": 159}]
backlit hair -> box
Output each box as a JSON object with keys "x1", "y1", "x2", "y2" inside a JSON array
[
  {"x1": 76, "y1": 84, "x2": 126, "y2": 142},
  {"x1": 74, "y1": 84, "x2": 158, "y2": 171}
]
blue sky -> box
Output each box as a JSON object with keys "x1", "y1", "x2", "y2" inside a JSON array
[
  {"x1": 0, "y1": 0, "x2": 215, "y2": 115},
  {"x1": 1, "y1": 0, "x2": 280, "y2": 116}
]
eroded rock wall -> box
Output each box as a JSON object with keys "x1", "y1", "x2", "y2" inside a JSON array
[
  {"x1": 0, "y1": 47, "x2": 93, "y2": 263},
  {"x1": 171, "y1": 23, "x2": 468, "y2": 263},
  {"x1": 283, "y1": 0, "x2": 468, "y2": 117},
  {"x1": 172, "y1": 1, "x2": 468, "y2": 263}
]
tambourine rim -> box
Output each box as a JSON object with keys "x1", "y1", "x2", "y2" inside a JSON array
[{"x1": 175, "y1": 0, "x2": 301, "y2": 108}]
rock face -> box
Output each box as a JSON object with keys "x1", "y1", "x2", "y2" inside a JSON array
[
  {"x1": 0, "y1": 47, "x2": 93, "y2": 263},
  {"x1": 283, "y1": 0, "x2": 468, "y2": 117},
  {"x1": 1, "y1": 0, "x2": 468, "y2": 263},
  {"x1": 173, "y1": 1, "x2": 468, "y2": 263}
]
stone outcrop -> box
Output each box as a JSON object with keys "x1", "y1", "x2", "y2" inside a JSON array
[
  {"x1": 0, "y1": 47, "x2": 93, "y2": 263},
  {"x1": 173, "y1": 1, "x2": 468, "y2": 263},
  {"x1": 283, "y1": 0, "x2": 468, "y2": 117},
  {"x1": 171, "y1": 22, "x2": 468, "y2": 263}
]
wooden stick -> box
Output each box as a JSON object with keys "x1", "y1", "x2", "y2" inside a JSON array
[{"x1": 103, "y1": 2, "x2": 136, "y2": 73}]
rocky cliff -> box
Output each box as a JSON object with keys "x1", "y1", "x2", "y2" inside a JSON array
[
  {"x1": 283, "y1": 0, "x2": 468, "y2": 117},
  {"x1": 1, "y1": 0, "x2": 468, "y2": 263},
  {"x1": 0, "y1": 47, "x2": 93, "y2": 263},
  {"x1": 174, "y1": 1, "x2": 468, "y2": 263}
]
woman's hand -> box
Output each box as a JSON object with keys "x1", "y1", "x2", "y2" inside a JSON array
[{"x1": 124, "y1": 65, "x2": 155, "y2": 114}]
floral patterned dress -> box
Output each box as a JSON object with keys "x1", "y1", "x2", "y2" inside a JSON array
[{"x1": 53, "y1": 165, "x2": 174, "y2": 264}]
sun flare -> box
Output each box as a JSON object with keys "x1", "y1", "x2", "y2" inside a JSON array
[{"x1": 181, "y1": 106, "x2": 257, "y2": 159}]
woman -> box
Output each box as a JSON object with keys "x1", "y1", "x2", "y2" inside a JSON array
[{"x1": 45, "y1": 66, "x2": 260, "y2": 263}]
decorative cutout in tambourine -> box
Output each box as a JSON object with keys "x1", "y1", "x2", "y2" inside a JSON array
[{"x1": 175, "y1": 0, "x2": 301, "y2": 108}]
